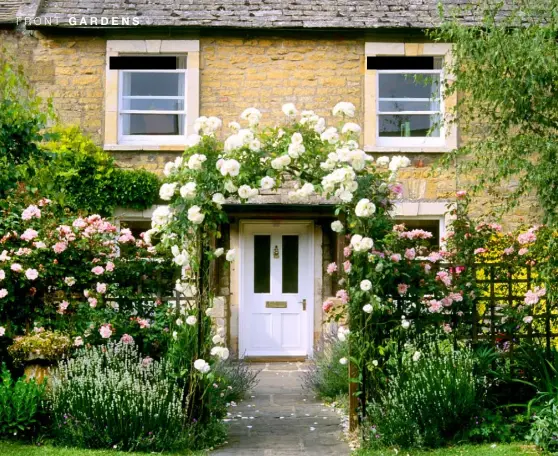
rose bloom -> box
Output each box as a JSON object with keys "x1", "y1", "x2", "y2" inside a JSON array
[
  {"x1": 336, "y1": 289, "x2": 349, "y2": 304},
  {"x1": 120, "y1": 334, "x2": 134, "y2": 344},
  {"x1": 53, "y1": 242, "x2": 68, "y2": 254},
  {"x1": 91, "y1": 266, "x2": 105, "y2": 275},
  {"x1": 74, "y1": 336, "x2": 84, "y2": 347},
  {"x1": 0, "y1": 289, "x2": 8, "y2": 299},
  {"x1": 322, "y1": 300, "x2": 334, "y2": 313},
  {"x1": 456, "y1": 190, "x2": 467, "y2": 198},
  {"x1": 99, "y1": 324, "x2": 112, "y2": 339},
  {"x1": 326, "y1": 262, "x2": 338, "y2": 275},
  {"x1": 88, "y1": 297, "x2": 98, "y2": 308},
  {"x1": 58, "y1": 300, "x2": 69, "y2": 314},
  {"x1": 138, "y1": 318, "x2": 151, "y2": 329},
  {"x1": 106, "y1": 261, "x2": 115, "y2": 272},
  {"x1": 397, "y1": 283, "x2": 409, "y2": 295},
  {"x1": 404, "y1": 248, "x2": 416, "y2": 261},
  {"x1": 390, "y1": 253, "x2": 402, "y2": 262},
  {"x1": 11, "y1": 263, "x2": 22, "y2": 272},
  {"x1": 343, "y1": 246, "x2": 352, "y2": 258},
  {"x1": 25, "y1": 269, "x2": 39, "y2": 280},
  {"x1": 343, "y1": 260, "x2": 352, "y2": 273},
  {"x1": 96, "y1": 283, "x2": 107, "y2": 294}
]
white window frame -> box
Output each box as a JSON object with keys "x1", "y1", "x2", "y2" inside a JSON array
[
  {"x1": 390, "y1": 201, "x2": 455, "y2": 249},
  {"x1": 364, "y1": 42, "x2": 457, "y2": 153},
  {"x1": 376, "y1": 69, "x2": 445, "y2": 148},
  {"x1": 104, "y1": 40, "x2": 200, "y2": 151},
  {"x1": 118, "y1": 66, "x2": 188, "y2": 146}
]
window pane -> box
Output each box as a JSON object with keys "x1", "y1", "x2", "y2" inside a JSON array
[
  {"x1": 379, "y1": 114, "x2": 440, "y2": 137},
  {"x1": 122, "y1": 113, "x2": 184, "y2": 135},
  {"x1": 122, "y1": 98, "x2": 185, "y2": 111},
  {"x1": 379, "y1": 99, "x2": 440, "y2": 113},
  {"x1": 379, "y1": 73, "x2": 440, "y2": 100},
  {"x1": 395, "y1": 219, "x2": 440, "y2": 249},
  {"x1": 122, "y1": 72, "x2": 184, "y2": 97},
  {"x1": 254, "y1": 235, "x2": 271, "y2": 294},
  {"x1": 282, "y1": 236, "x2": 299, "y2": 294}
]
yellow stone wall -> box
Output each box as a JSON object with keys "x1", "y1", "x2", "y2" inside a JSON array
[
  {"x1": 0, "y1": 29, "x2": 542, "y2": 228},
  {"x1": 200, "y1": 36, "x2": 363, "y2": 130}
]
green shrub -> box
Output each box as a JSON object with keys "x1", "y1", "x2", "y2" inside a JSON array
[
  {"x1": 8, "y1": 331, "x2": 71, "y2": 366},
  {"x1": 38, "y1": 126, "x2": 159, "y2": 215},
  {"x1": 49, "y1": 341, "x2": 189, "y2": 452},
  {"x1": 366, "y1": 344, "x2": 479, "y2": 448},
  {"x1": 302, "y1": 335, "x2": 349, "y2": 400},
  {"x1": 527, "y1": 395, "x2": 558, "y2": 452},
  {"x1": 0, "y1": 363, "x2": 46, "y2": 439}
]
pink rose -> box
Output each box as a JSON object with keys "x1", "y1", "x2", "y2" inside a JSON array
[
  {"x1": 25, "y1": 268, "x2": 39, "y2": 281},
  {"x1": 504, "y1": 247, "x2": 515, "y2": 255},
  {"x1": 443, "y1": 323, "x2": 452, "y2": 333},
  {"x1": 343, "y1": 261, "x2": 352, "y2": 273},
  {"x1": 343, "y1": 246, "x2": 352, "y2": 258},
  {"x1": 138, "y1": 318, "x2": 150, "y2": 329},
  {"x1": 0, "y1": 289, "x2": 8, "y2": 299},
  {"x1": 523, "y1": 316, "x2": 533, "y2": 324},
  {"x1": 11, "y1": 263, "x2": 22, "y2": 272},
  {"x1": 322, "y1": 300, "x2": 334, "y2": 313},
  {"x1": 518, "y1": 248, "x2": 529, "y2": 256},
  {"x1": 53, "y1": 242, "x2": 68, "y2": 254},
  {"x1": 91, "y1": 266, "x2": 105, "y2": 275},
  {"x1": 336, "y1": 289, "x2": 349, "y2": 304},
  {"x1": 518, "y1": 231, "x2": 536, "y2": 245},
  {"x1": 456, "y1": 190, "x2": 467, "y2": 198},
  {"x1": 20, "y1": 229, "x2": 38, "y2": 241},
  {"x1": 99, "y1": 324, "x2": 112, "y2": 339},
  {"x1": 436, "y1": 271, "x2": 452, "y2": 287},
  {"x1": 88, "y1": 297, "x2": 98, "y2": 308},
  {"x1": 106, "y1": 262, "x2": 115, "y2": 272},
  {"x1": 397, "y1": 283, "x2": 409, "y2": 296},
  {"x1": 404, "y1": 248, "x2": 416, "y2": 261},
  {"x1": 96, "y1": 283, "x2": 107, "y2": 294},
  {"x1": 57, "y1": 300, "x2": 69, "y2": 314},
  {"x1": 142, "y1": 356, "x2": 153, "y2": 367},
  {"x1": 474, "y1": 248, "x2": 487, "y2": 255},
  {"x1": 390, "y1": 253, "x2": 402, "y2": 263},
  {"x1": 120, "y1": 334, "x2": 134, "y2": 344},
  {"x1": 326, "y1": 263, "x2": 338, "y2": 275},
  {"x1": 427, "y1": 299, "x2": 443, "y2": 313},
  {"x1": 21, "y1": 205, "x2": 41, "y2": 220}
]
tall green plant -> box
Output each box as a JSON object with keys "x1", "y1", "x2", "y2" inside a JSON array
[
  {"x1": 0, "y1": 363, "x2": 45, "y2": 439},
  {"x1": 432, "y1": 1, "x2": 558, "y2": 225},
  {"x1": 367, "y1": 343, "x2": 479, "y2": 448},
  {"x1": 0, "y1": 58, "x2": 53, "y2": 197}
]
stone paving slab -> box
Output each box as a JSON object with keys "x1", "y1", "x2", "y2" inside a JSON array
[{"x1": 211, "y1": 362, "x2": 350, "y2": 456}]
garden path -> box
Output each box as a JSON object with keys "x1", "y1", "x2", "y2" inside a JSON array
[{"x1": 210, "y1": 362, "x2": 351, "y2": 456}]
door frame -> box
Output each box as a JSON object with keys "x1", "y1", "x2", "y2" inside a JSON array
[{"x1": 238, "y1": 219, "x2": 315, "y2": 359}]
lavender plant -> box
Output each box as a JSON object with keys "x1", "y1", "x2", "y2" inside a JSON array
[{"x1": 49, "y1": 341, "x2": 189, "y2": 451}]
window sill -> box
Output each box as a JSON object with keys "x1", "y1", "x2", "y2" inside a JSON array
[
  {"x1": 364, "y1": 145, "x2": 454, "y2": 154},
  {"x1": 104, "y1": 144, "x2": 186, "y2": 152}
]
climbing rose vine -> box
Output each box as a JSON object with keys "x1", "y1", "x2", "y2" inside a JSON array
[{"x1": 148, "y1": 102, "x2": 411, "y2": 374}]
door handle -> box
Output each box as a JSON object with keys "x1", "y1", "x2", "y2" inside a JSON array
[{"x1": 299, "y1": 299, "x2": 307, "y2": 311}]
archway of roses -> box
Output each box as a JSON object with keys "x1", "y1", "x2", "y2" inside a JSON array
[{"x1": 149, "y1": 102, "x2": 411, "y2": 423}]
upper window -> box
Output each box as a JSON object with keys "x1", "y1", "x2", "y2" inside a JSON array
[
  {"x1": 104, "y1": 40, "x2": 200, "y2": 150},
  {"x1": 369, "y1": 56, "x2": 443, "y2": 147},
  {"x1": 364, "y1": 43, "x2": 456, "y2": 151},
  {"x1": 112, "y1": 56, "x2": 187, "y2": 144}
]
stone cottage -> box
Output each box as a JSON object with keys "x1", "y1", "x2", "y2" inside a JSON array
[{"x1": 0, "y1": 0, "x2": 537, "y2": 358}]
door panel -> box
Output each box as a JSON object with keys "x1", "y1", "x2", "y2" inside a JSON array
[{"x1": 241, "y1": 222, "x2": 313, "y2": 357}]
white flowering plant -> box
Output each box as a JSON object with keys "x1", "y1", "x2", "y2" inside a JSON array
[{"x1": 150, "y1": 102, "x2": 414, "y2": 425}]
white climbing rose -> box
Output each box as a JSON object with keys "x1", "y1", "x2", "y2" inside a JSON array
[
  {"x1": 159, "y1": 183, "x2": 177, "y2": 201},
  {"x1": 355, "y1": 198, "x2": 376, "y2": 217},
  {"x1": 360, "y1": 280, "x2": 372, "y2": 291}
]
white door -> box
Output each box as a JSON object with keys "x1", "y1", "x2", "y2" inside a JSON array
[{"x1": 240, "y1": 221, "x2": 314, "y2": 357}]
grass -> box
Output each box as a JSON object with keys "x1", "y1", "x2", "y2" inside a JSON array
[
  {"x1": 354, "y1": 443, "x2": 540, "y2": 456},
  {"x1": 0, "y1": 442, "x2": 206, "y2": 455}
]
